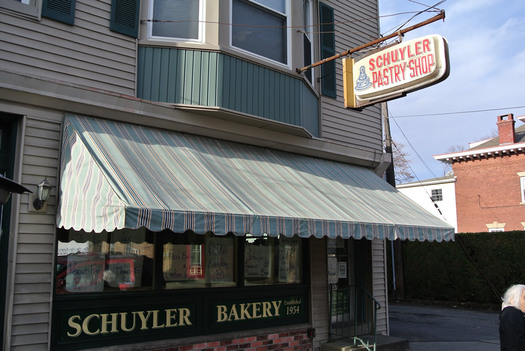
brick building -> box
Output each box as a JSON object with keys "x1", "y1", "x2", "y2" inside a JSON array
[{"x1": 434, "y1": 114, "x2": 525, "y2": 232}]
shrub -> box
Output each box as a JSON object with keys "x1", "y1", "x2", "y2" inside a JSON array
[{"x1": 393, "y1": 231, "x2": 525, "y2": 305}]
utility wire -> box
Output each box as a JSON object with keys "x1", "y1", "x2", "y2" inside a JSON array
[
  {"x1": 142, "y1": 9, "x2": 439, "y2": 33},
  {"x1": 392, "y1": 131, "x2": 447, "y2": 220},
  {"x1": 389, "y1": 105, "x2": 525, "y2": 118},
  {"x1": 391, "y1": 116, "x2": 438, "y2": 179},
  {"x1": 384, "y1": 0, "x2": 445, "y2": 36}
]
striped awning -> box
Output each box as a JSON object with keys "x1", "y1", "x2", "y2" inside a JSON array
[{"x1": 57, "y1": 114, "x2": 454, "y2": 242}]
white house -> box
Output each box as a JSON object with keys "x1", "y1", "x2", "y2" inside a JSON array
[{"x1": 397, "y1": 175, "x2": 458, "y2": 232}]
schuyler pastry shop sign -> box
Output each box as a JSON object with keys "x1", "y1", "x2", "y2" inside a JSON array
[{"x1": 343, "y1": 34, "x2": 450, "y2": 108}]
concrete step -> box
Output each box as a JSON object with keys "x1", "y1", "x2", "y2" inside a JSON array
[{"x1": 322, "y1": 335, "x2": 409, "y2": 351}]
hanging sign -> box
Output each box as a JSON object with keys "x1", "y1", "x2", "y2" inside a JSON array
[{"x1": 343, "y1": 34, "x2": 449, "y2": 108}]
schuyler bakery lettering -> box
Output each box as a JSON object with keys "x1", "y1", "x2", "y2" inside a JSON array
[
  {"x1": 215, "y1": 297, "x2": 303, "y2": 324},
  {"x1": 66, "y1": 307, "x2": 193, "y2": 337},
  {"x1": 58, "y1": 295, "x2": 306, "y2": 344}
]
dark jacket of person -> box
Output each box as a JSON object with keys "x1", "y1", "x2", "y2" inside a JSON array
[{"x1": 500, "y1": 306, "x2": 525, "y2": 351}]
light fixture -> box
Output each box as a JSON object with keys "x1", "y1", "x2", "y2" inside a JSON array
[
  {"x1": 33, "y1": 178, "x2": 52, "y2": 210},
  {"x1": 0, "y1": 174, "x2": 32, "y2": 206}
]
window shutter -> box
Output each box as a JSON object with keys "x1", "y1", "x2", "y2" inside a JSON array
[
  {"x1": 319, "y1": 3, "x2": 336, "y2": 98},
  {"x1": 42, "y1": 0, "x2": 76, "y2": 25},
  {"x1": 110, "y1": 0, "x2": 140, "y2": 38}
]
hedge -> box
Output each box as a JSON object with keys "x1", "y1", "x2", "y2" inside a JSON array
[{"x1": 391, "y1": 231, "x2": 525, "y2": 305}]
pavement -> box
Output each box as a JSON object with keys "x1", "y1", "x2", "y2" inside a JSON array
[{"x1": 389, "y1": 301, "x2": 501, "y2": 351}]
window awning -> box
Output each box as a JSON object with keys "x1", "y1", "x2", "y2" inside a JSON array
[{"x1": 57, "y1": 114, "x2": 454, "y2": 242}]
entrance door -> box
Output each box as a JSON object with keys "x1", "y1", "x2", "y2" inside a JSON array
[
  {"x1": 0, "y1": 114, "x2": 18, "y2": 348},
  {"x1": 328, "y1": 238, "x2": 373, "y2": 339}
]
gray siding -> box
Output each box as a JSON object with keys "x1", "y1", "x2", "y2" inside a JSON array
[
  {"x1": 372, "y1": 239, "x2": 388, "y2": 335},
  {"x1": 3, "y1": 107, "x2": 62, "y2": 351},
  {"x1": 319, "y1": 0, "x2": 383, "y2": 153},
  {"x1": 0, "y1": 0, "x2": 136, "y2": 96},
  {"x1": 310, "y1": 238, "x2": 329, "y2": 350}
]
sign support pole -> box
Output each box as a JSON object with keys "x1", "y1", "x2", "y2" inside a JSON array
[{"x1": 296, "y1": 10, "x2": 445, "y2": 74}]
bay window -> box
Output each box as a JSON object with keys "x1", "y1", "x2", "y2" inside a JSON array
[
  {"x1": 232, "y1": 0, "x2": 288, "y2": 64},
  {"x1": 149, "y1": 0, "x2": 203, "y2": 41}
]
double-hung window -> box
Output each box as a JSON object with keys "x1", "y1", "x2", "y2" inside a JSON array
[
  {"x1": 232, "y1": 0, "x2": 288, "y2": 65},
  {"x1": 149, "y1": 0, "x2": 203, "y2": 42}
]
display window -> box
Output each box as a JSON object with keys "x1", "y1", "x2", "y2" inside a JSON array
[{"x1": 55, "y1": 229, "x2": 304, "y2": 294}]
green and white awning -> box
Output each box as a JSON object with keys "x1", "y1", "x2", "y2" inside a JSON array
[{"x1": 57, "y1": 114, "x2": 454, "y2": 242}]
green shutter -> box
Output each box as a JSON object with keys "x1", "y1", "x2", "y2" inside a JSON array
[
  {"x1": 42, "y1": 0, "x2": 76, "y2": 25},
  {"x1": 319, "y1": 3, "x2": 336, "y2": 98},
  {"x1": 110, "y1": 0, "x2": 140, "y2": 38}
]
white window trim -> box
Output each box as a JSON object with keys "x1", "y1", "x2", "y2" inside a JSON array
[
  {"x1": 486, "y1": 221, "x2": 505, "y2": 232},
  {"x1": 519, "y1": 172, "x2": 525, "y2": 203},
  {"x1": 488, "y1": 228, "x2": 505, "y2": 232},
  {"x1": 147, "y1": 0, "x2": 205, "y2": 44},
  {"x1": 0, "y1": 0, "x2": 42, "y2": 20},
  {"x1": 229, "y1": 0, "x2": 291, "y2": 69}
]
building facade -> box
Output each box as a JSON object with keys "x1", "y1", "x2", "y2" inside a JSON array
[
  {"x1": 435, "y1": 114, "x2": 525, "y2": 233},
  {"x1": 0, "y1": 1, "x2": 453, "y2": 350},
  {"x1": 396, "y1": 175, "x2": 457, "y2": 232}
]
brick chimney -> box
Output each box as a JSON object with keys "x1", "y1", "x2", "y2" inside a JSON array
[{"x1": 497, "y1": 114, "x2": 516, "y2": 145}]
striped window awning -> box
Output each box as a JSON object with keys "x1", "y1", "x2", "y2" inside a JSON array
[{"x1": 57, "y1": 114, "x2": 454, "y2": 242}]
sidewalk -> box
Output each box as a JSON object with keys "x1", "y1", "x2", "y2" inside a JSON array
[{"x1": 389, "y1": 302, "x2": 500, "y2": 351}]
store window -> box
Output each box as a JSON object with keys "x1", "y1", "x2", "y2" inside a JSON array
[
  {"x1": 55, "y1": 229, "x2": 304, "y2": 294},
  {"x1": 244, "y1": 235, "x2": 302, "y2": 286},
  {"x1": 56, "y1": 228, "x2": 155, "y2": 294},
  {"x1": 149, "y1": 0, "x2": 203, "y2": 41},
  {"x1": 232, "y1": 0, "x2": 288, "y2": 64},
  {"x1": 163, "y1": 232, "x2": 237, "y2": 289}
]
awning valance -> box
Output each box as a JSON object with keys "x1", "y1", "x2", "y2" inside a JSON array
[{"x1": 57, "y1": 114, "x2": 454, "y2": 242}]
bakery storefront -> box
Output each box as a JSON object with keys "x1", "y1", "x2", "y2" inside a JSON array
[{"x1": 51, "y1": 114, "x2": 453, "y2": 350}]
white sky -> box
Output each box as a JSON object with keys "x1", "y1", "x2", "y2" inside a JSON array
[{"x1": 378, "y1": 0, "x2": 525, "y2": 182}]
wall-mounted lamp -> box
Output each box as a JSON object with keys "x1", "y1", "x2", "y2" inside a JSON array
[
  {"x1": 0, "y1": 174, "x2": 32, "y2": 206},
  {"x1": 32, "y1": 178, "x2": 52, "y2": 210}
]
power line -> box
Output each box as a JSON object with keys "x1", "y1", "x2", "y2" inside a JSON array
[
  {"x1": 390, "y1": 105, "x2": 525, "y2": 118},
  {"x1": 383, "y1": 0, "x2": 445, "y2": 36},
  {"x1": 391, "y1": 116, "x2": 438, "y2": 179},
  {"x1": 141, "y1": 9, "x2": 439, "y2": 33},
  {"x1": 389, "y1": 117, "x2": 449, "y2": 223}
]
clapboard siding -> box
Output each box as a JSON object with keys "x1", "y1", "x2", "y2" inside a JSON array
[
  {"x1": 310, "y1": 238, "x2": 329, "y2": 351},
  {"x1": 12, "y1": 312, "x2": 49, "y2": 325},
  {"x1": 8, "y1": 115, "x2": 63, "y2": 351},
  {"x1": 0, "y1": 0, "x2": 136, "y2": 96},
  {"x1": 372, "y1": 239, "x2": 388, "y2": 335},
  {"x1": 320, "y1": 0, "x2": 383, "y2": 153}
]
